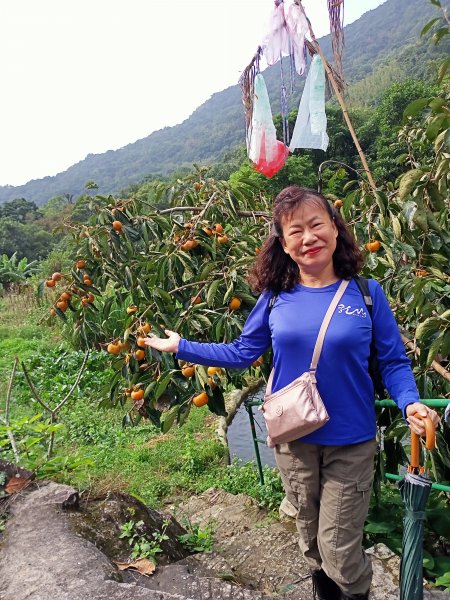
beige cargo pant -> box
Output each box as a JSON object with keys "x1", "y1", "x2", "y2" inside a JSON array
[{"x1": 275, "y1": 438, "x2": 377, "y2": 596}]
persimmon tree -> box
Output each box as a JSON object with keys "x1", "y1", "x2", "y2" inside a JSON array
[
  {"x1": 338, "y1": 81, "x2": 450, "y2": 483},
  {"x1": 46, "y1": 171, "x2": 273, "y2": 431}
]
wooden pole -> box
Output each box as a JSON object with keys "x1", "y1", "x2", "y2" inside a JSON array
[{"x1": 296, "y1": 1, "x2": 377, "y2": 191}]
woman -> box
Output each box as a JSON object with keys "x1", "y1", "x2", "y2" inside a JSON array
[{"x1": 145, "y1": 186, "x2": 439, "y2": 600}]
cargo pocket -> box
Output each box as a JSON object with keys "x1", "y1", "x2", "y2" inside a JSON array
[{"x1": 356, "y1": 477, "x2": 373, "y2": 503}]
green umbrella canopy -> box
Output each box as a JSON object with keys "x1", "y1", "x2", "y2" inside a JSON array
[{"x1": 399, "y1": 471, "x2": 432, "y2": 600}]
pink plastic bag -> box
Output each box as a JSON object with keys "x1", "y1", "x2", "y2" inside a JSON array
[
  {"x1": 253, "y1": 132, "x2": 288, "y2": 178},
  {"x1": 248, "y1": 73, "x2": 288, "y2": 178}
]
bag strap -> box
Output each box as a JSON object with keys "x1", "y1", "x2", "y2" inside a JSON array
[
  {"x1": 309, "y1": 279, "x2": 349, "y2": 372},
  {"x1": 265, "y1": 279, "x2": 349, "y2": 394},
  {"x1": 353, "y1": 275, "x2": 373, "y2": 317}
]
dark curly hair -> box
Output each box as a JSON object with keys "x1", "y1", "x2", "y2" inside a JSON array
[{"x1": 248, "y1": 186, "x2": 363, "y2": 294}]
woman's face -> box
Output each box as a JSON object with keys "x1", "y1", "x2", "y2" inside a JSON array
[{"x1": 280, "y1": 200, "x2": 338, "y2": 276}]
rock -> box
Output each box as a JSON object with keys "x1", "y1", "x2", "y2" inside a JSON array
[
  {"x1": 123, "y1": 561, "x2": 282, "y2": 599},
  {"x1": 175, "y1": 488, "x2": 449, "y2": 600},
  {"x1": 66, "y1": 491, "x2": 189, "y2": 565},
  {"x1": 0, "y1": 481, "x2": 189, "y2": 600},
  {"x1": 0, "y1": 482, "x2": 448, "y2": 600},
  {"x1": 175, "y1": 487, "x2": 311, "y2": 595}
]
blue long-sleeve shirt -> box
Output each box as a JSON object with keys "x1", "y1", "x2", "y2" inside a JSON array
[{"x1": 177, "y1": 278, "x2": 419, "y2": 445}]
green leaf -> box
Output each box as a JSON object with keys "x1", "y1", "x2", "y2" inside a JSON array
[
  {"x1": 177, "y1": 402, "x2": 191, "y2": 427},
  {"x1": 435, "y1": 572, "x2": 450, "y2": 587},
  {"x1": 198, "y1": 261, "x2": 217, "y2": 281},
  {"x1": 374, "y1": 191, "x2": 387, "y2": 213},
  {"x1": 366, "y1": 253, "x2": 378, "y2": 270},
  {"x1": 238, "y1": 292, "x2": 257, "y2": 308},
  {"x1": 391, "y1": 215, "x2": 402, "y2": 239},
  {"x1": 122, "y1": 225, "x2": 142, "y2": 242},
  {"x1": 139, "y1": 278, "x2": 152, "y2": 302},
  {"x1": 429, "y1": 97, "x2": 446, "y2": 112},
  {"x1": 420, "y1": 18, "x2": 440, "y2": 36},
  {"x1": 427, "y1": 233, "x2": 443, "y2": 250},
  {"x1": 144, "y1": 381, "x2": 156, "y2": 399},
  {"x1": 426, "y1": 115, "x2": 450, "y2": 141},
  {"x1": 398, "y1": 170, "x2": 423, "y2": 201},
  {"x1": 438, "y1": 57, "x2": 450, "y2": 83},
  {"x1": 433, "y1": 557, "x2": 450, "y2": 577},
  {"x1": 54, "y1": 307, "x2": 67, "y2": 322},
  {"x1": 403, "y1": 98, "x2": 430, "y2": 119},
  {"x1": 160, "y1": 405, "x2": 178, "y2": 434},
  {"x1": 426, "y1": 182, "x2": 446, "y2": 211},
  {"x1": 444, "y1": 128, "x2": 450, "y2": 152},
  {"x1": 155, "y1": 370, "x2": 177, "y2": 401},
  {"x1": 432, "y1": 27, "x2": 449, "y2": 44},
  {"x1": 125, "y1": 266, "x2": 134, "y2": 288},
  {"x1": 415, "y1": 317, "x2": 440, "y2": 340},
  {"x1": 426, "y1": 332, "x2": 444, "y2": 367},
  {"x1": 412, "y1": 209, "x2": 428, "y2": 233},
  {"x1": 207, "y1": 279, "x2": 221, "y2": 308},
  {"x1": 206, "y1": 386, "x2": 227, "y2": 417},
  {"x1": 435, "y1": 157, "x2": 450, "y2": 181},
  {"x1": 110, "y1": 381, "x2": 119, "y2": 406},
  {"x1": 400, "y1": 243, "x2": 416, "y2": 258},
  {"x1": 440, "y1": 331, "x2": 450, "y2": 361},
  {"x1": 193, "y1": 314, "x2": 213, "y2": 329},
  {"x1": 364, "y1": 522, "x2": 392, "y2": 534},
  {"x1": 223, "y1": 281, "x2": 234, "y2": 304},
  {"x1": 423, "y1": 550, "x2": 435, "y2": 571}
]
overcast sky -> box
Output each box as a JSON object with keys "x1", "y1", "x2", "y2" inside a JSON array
[{"x1": 0, "y1": 0, "x2": 385, "y2": 187}]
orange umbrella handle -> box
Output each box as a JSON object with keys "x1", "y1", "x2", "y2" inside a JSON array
[{"x1": 410, "y1": 413, "x2": 436, "y2": 470}]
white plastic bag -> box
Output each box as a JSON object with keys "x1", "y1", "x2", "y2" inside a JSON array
[{"x1": 289, "y1": 55, "x2": 329, "y2": 152}]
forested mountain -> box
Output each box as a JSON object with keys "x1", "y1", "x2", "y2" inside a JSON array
[{"x1": 0, "y1": 0, "x2": 448, "y2": 206}]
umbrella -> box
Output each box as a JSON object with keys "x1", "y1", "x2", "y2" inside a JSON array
[{"x1": 399, "y1": 413, "x2": 436, "y2": 600}]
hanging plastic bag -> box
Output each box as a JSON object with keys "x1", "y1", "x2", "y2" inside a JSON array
[
  {"x1": 285, "y1": 1, "x2": 309, "y2": 76},
  {"x1": 261, "y1": 1, "x2": 290, "y2": 66},
  {"x1": 289, "y1": 54, "x2": 329, "y2": 152},
  {"x1": 248, "y1": 73, "x2": 288, "y2": 178},
  {"x1": 253, "y1": 132, "x2": 287, "y2": 178}
]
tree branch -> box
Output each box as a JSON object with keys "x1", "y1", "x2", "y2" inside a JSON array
[
  {"x1": 401, "y1": 334, "x2": 450, "y2": 384},
  {"x1": 54, "y1": 350, "x2": 90, "y2": 413},
  {"x1": 5, "y1": 357, "x2": 19, "y2": 423},
  {"x1": 0, "y1": 417, "x2": 20, "y2": 463},
  {"x1": 20, "y1": 362, "x2": 52, "y2": 412},
  {"x1": 157, "y1": 206, "x2": 270, "y2": 218}
]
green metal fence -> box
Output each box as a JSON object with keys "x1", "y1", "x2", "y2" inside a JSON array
[{"x1": 244, "y1": 398, "x2": 450, "y2": 492}]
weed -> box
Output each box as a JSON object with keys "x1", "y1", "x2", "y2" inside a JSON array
[
  {"x1": 0, "y1": 413, "x2": 93, "y2": 479},
  {"x1": 119, "y1": 518, "x2": 170, "y2": 562},
  {"x1": 214, "y1": 458, "x2": 284, "y2": 511},
  {"x1": 178, "y1": 518, "x2": 215, "y2": 552}
]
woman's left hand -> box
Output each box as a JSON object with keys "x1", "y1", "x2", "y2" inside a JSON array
[{"x1": 406, "y1": 402, "x2": 440, "y2": 436}]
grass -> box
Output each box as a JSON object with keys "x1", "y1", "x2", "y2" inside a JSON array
[
  {"x1": 0, "y1": 287, "x2": 283, "y2": 511},
  {"x1": 0, "y1": 290, "x2": 61, "y2": 405},
  {"x1": 59, "y1": 398, "x2": 229, "y2": 506}
]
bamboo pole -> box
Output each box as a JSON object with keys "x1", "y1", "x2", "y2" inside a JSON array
[{"x1": 295, "y1": 1, "x2": 377, "y2": 191}]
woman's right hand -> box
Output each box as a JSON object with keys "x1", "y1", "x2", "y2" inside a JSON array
[{"x1": 144, "y1": 329, "x2": 181, "y2": 353}]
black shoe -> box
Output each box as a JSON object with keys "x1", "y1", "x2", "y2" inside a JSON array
[
  {"x1": 311, "y1": 569, "x2": 341, "y2": 600},
  {"x1": 340, "y1": 592, "x2": 370, "y2": 599}
]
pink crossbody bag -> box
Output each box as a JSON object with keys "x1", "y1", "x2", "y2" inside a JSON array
[{"x1": 262, "y1": 279, "x2": 349, "y2": 447}]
